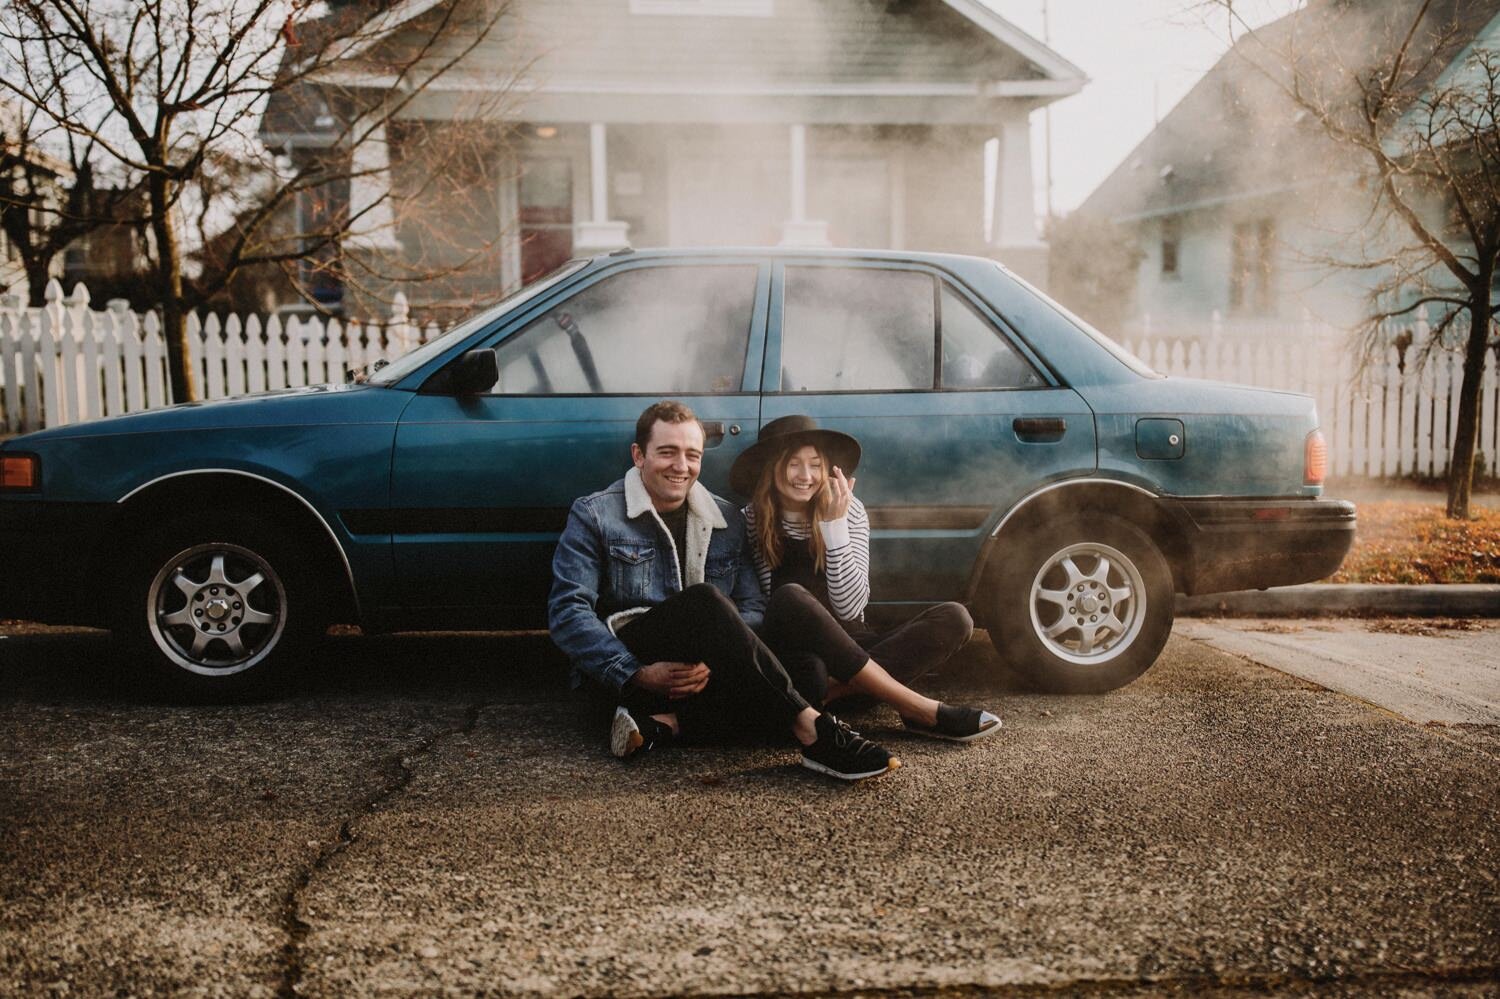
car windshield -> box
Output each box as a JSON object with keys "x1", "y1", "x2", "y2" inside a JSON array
[
  {"x1": 365, "y1": 260, "x2": 591, "y2": 386},
  {"x1": 995, "y1": 263, "x2": 1159, "y2": 379}
]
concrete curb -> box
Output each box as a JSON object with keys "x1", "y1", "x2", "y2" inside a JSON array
[{"x1": 1177, "y1": 583, "x2": 1500, "y2": 617}]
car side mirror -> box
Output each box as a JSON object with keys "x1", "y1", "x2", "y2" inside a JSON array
[{"x1": 451, "y1": 349, "x2": 499, "y2": 395}]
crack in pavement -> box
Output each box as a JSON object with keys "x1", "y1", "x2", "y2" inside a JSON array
[{"x1": 275, "y1": 701, "x2": 489, "y2": 999}]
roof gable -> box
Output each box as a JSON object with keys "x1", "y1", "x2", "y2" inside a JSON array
[
  {"x1": 1081, "y1": 0, "x2": 1498, "y2": 221},
  {"x1": 331, "y1": 0, "x2": 1085, "y2": 88}
]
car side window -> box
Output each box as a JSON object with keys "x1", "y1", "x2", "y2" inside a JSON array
[
  {"x1": 491, "y1": 265, "x2": 756, "y2": 394},
  {"x1": 940, "y1": 284, "x2": 1046, "y2": 389},
  {"x1": 781, "y1": 267, "x2": 934, "y2": 392}
]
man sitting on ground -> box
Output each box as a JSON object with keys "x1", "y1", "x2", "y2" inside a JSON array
[{"x1": 548, "y1": 400, "x2": 899, "y2": 782}]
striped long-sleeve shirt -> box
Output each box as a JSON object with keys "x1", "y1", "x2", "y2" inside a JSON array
[{"x1": 742, "y1": 496, "x2": 871, "y2": 622}]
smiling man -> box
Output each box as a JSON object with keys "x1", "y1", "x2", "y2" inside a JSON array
[{"x1": 548, "y1": 400, "x2": 899, "y2": 782}]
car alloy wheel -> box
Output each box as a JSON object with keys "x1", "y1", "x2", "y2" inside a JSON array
[
  {"x1": 992, "y1": 513, "x2": 1172, "y2": 693},
  {"x1": 1027, "y1": 540, "x2": 1148, "y2": 666},
  {"x1": 146, "y1": 542, "x2": 287, "y2": 676}
]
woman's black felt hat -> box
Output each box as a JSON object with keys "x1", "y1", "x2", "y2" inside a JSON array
[{"x1": 728, "y1": 414, "x2": 862, "y2": 497}]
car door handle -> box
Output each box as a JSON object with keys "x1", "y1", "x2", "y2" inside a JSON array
[
  {"x1": 1014, "y1": 417, "x2": 1067, "y2": 443},
  {"x1": 701, "y1": 422, "x2": 735, "y2": 448}
]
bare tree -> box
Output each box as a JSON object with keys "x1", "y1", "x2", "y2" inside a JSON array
[
  {"x1": 1045, "y1": 211, "x2": 1146, "y2": 333},
  {"x1": 0, "y1": 0, "x2": 521, "y2": 401},
  {"x1": 0, "y1": 76, "x2": 141, "y2": 305},
  {"x1": 1204, "y1": 0, "x2": 1500, "y2": 518}
]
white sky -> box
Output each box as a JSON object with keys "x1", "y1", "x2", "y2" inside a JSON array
[{"x1": 987, "y1": 0, "x2": 1302, "y2": 215}]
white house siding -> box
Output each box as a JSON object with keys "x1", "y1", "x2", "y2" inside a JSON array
[{"x1": 282, "y1": 0, "x2": 1082, "y2": 315}]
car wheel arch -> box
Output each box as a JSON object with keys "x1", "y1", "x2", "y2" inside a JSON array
[
  {"x1": 111, "y1": 470, "x2": 359, "y2": 625},
  {"x1": 965, "y1": 479, "x2": 1191, "y2": 622}
]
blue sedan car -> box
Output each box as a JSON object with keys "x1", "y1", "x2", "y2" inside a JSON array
[{"x1": 0, "y1": 248, "x2": 1354, "y2": 696}]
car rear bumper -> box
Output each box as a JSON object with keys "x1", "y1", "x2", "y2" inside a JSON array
[
  {"x1": 1169, "y1": 497, "x2": 1357, "y2": 595},
  {"x1": 0, "y1": 500, "x2": 115, "y2": 625}
]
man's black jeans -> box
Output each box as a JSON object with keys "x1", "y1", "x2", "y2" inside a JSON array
[{"x1": 612, "y1": 584, "x2": 812, "y2": 743}]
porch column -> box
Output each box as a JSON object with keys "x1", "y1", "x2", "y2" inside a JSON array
[
  {"x1": 345, "y1": 121, "x2": 401, "y2": 250},
  {"x1": 574, "y1": 122, "x2": 630, "y2": 252},
  {"x1": 992, "y1": 114, "x2": 1047, "y2": 287},
  {"x1": 498, "y1": 171, "x2": 522, "y2": 295},
  {"x1": 780, "y1": 124, "x2": 830, "y2": 247}
]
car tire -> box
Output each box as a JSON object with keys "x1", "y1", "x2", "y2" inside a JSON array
[
  {"x1": 991, "y1": 514, "x2": 1173, "y2": 694},
  {"x1": 115, "y1": 514, "x2": 322, "y2": 700}
]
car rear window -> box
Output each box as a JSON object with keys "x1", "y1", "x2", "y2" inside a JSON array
[
  {"x1": 779, "y1": 266, "x2": 1045, "y2": 392},
  {"x1": 940, "y1": 284, "x2": 1046, "y2": 389}
]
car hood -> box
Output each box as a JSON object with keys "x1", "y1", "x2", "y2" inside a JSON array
[{"x1": 2, "y1": 383, "x2": 413, "y2": 445}]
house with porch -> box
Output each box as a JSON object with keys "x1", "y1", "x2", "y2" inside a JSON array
[
  {"x1": 261, "y1": 0, "x2": 1084, "y2": 319},
  {"x1": 1079, "y1": 0, "x2": 1498, "y2": 339}
]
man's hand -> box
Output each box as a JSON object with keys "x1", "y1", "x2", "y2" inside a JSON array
[{"x1": 631, "y1": 661, "x2": 711, "y2": 699}]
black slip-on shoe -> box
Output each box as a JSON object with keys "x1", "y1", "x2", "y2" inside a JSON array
[
  {"x1": 610, "y1": 706, "x2": 674, "y2": 759},
  {"x1": 902, "y1": 703, "x2": 1002, "y2": 743},
  {"x1": 800, "y1": 713, "x2": 900, "y2": 781}
]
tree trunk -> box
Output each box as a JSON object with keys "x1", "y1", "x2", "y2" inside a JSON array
[
  {"x1": 23, "y1": 255, "x2": 52, "y2": 308},
  {"x1": 1445, "y1": 293, "x2": 1493, "y2": 519},
  {"x1": 148, "y1": 172, "x2": 196, "y2": 403}
]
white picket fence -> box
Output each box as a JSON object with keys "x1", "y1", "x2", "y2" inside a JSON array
[
  {"x1": 0, "y1": 280, "x2": 440, "y2": 435},
  {"x1": 1120, "y1": 308, "x2": 1500, "y2": 479},
  {"x1": 2, "y1": 282, "x2": 1497, "y2": 479}
]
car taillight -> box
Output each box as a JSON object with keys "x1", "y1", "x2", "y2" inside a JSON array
[
  {"x1": 1, "y1": 454, "x2": 39, "y2": 492},
  {"x1": 1304, "y1": 430, "x2": 1327, "y2": 486}
]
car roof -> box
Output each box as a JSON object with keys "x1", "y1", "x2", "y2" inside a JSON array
[{"x1": 584, "y1": 246, "x2": 1003, "y2": 270}]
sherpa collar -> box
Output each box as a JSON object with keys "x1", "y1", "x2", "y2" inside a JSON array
[
  {"x1": 622, "y1": 467, "x2": 726, "y2": 587},
  {"x1": 623, "y1": 467, "x2": 727, "y2": 529}
]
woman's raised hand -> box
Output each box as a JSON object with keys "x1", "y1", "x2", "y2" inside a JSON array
[{"x1": 825, "y1": 465, "x2": 857, "y2": 521}]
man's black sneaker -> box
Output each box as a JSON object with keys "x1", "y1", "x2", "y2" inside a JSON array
[
  {"x1": 800, "y1": 713, "x2": 899, "y2": 781},
  {"x1": 610, "y1": 705, "x2": 674, "y2": 759}
]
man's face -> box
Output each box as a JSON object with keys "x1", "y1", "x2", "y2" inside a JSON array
[{"x1": 632, "y1": 419, "x2": 704, "y2": 512}]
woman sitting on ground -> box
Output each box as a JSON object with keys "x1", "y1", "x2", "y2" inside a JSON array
[{"x1": 732, "y1": 415, "x2": 1001, "y2": 742}]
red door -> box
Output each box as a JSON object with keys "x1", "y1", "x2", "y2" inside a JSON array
[{"x1": 520, "y1": 157, "x2": 574, "y2": 283}]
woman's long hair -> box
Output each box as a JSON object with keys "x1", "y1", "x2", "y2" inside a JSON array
[{"x1": 751, "y1": 443, "x2": 832, "y2": 572}]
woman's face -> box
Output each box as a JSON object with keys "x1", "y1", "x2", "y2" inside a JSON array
[{"x1": 774, "y1": 444, "x2": 825, "y2": 511}]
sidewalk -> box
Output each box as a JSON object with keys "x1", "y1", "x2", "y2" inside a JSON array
[
  {"x1": 1179, "y1": 583, "x2": 1500, "y2": 617},
  {"x1": 1176, "y1": 618, "x2": 1500, "y2": 726}
]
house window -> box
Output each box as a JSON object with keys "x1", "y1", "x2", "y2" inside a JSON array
[
  {"x1": 1160, "y1": 216, "x2": 1180, "y2": 277},
  {"x1": 629, "y1": 0, "x2": 773, "y2": 15},
  {"x1": 63, "y1": 243, "x2": 88, "y2": 285},
  {"x1": 1254, "y1": 218, "x2": 1275, "y2": 312},
  {"x1": 1229, "y1": 217, "x2": 1275, "y2": 314}
]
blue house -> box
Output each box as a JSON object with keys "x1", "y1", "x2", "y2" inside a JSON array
[{"x1": 1080, "y1": 0, "x2": 1499, "y2": 337}]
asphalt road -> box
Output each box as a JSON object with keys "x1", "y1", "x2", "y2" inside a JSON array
[{"x1": 1, "y1": 624, "x2": 1496, "y2": 998}]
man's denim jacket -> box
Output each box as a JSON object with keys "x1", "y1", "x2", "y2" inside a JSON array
[{"x1": 548, "y1": 467, "x2": 766, "y2": 692}]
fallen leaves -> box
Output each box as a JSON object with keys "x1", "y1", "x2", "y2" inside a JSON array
[
  {"x1": 1366, "y1": 618, "x2": 1483, "y2": 636},
  {"x1": 1331, "y1": 501, "x2": 1500, "y2": 584}
]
